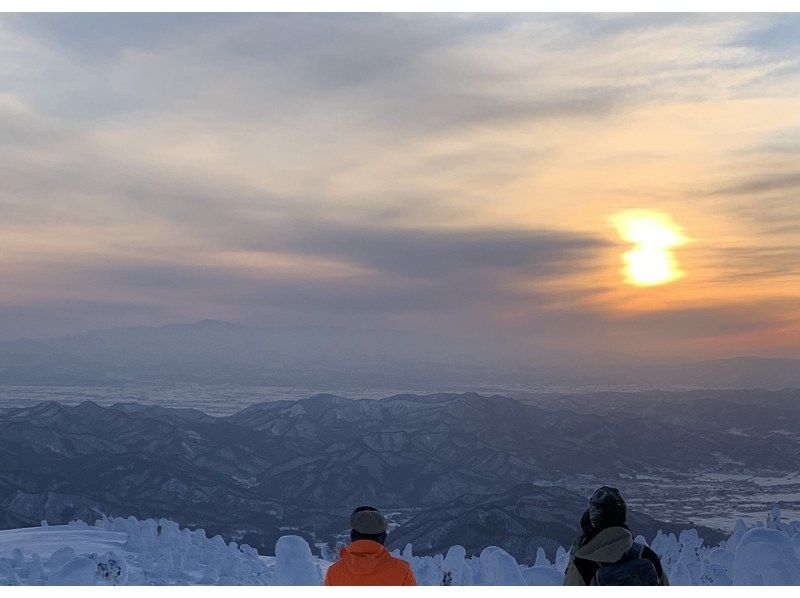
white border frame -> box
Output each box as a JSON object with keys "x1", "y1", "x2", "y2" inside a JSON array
[
  {"x1": 1, "y1": 1, "x2": 800, "y2": 13},
  {"x1": 0, "y1": 3, "x2": 798, "y2": 595}
]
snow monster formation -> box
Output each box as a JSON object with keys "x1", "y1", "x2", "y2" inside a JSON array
[{"x1": 0, "y1": 507, "x2": 799, "y2": 585}]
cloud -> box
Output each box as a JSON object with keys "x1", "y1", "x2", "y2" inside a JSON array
[
  {"x1": 245, "y1": 223, "x2": 607, "y2": 280},
  {"x1": 1, "y1": 13, "x2": 799, "y2": 361},
  {"x1": 0, "y1": 223, "x2": 608, "y2": 324},
  {"x1": 608, "y1": 300, "x2": 799, "y2": 339},
  {"x1": 701, "y1": 245, "x2": 800, "y2": 282},
  {"x1": 714, "y1": 171, "x2": 800, "y2": 196}
]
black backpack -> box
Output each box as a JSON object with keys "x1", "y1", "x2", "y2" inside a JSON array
[{"x1": 590, "y1": 543, "x2": 660, "y2": 586}]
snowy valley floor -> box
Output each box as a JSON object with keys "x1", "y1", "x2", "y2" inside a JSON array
[{"x1": 1, "y1": 509, "x2": 799, "y2": 585}]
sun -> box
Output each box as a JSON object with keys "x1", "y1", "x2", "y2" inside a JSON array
[{"x1": 610, "y1": 210, "x2": 689, "y2": 287}]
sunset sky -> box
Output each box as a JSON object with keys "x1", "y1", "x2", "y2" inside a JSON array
[{"x1": 1, "y1": 13, "x2": 799, "y2": 363}]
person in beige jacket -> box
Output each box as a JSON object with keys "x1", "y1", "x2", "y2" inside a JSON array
[{"x1": 564, "y1": 487, "x2": 669, "y2": 586}]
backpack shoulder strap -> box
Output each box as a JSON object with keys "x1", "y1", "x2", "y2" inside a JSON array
[
  {"x1": 640, "y1": 545, "x2": 665, "y2": 578},
  {"x1": 573, "y1": 557, "x2": 599, "y2": 585}
]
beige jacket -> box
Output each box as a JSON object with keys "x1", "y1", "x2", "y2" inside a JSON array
[{"x1": 564, "y1": 526, "x2": 669, "y2": 586}]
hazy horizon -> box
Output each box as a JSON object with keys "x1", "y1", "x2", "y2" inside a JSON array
[{"x1": 4, "y1": 316, "x2": 800, "y2": 364}]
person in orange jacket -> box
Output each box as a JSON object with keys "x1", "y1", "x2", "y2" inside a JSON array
[{"x1": 324, "y1": 506, "x2": 417, "y2": 586}]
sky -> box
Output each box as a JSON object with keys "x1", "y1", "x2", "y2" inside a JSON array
[{"x1": 1, "y1": 13, "x2": 799, "y2": 364}]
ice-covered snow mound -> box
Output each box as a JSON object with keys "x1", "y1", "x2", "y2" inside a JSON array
[
  {"x1": 0, "y1": 517, "x2": 272, "y2": 585},
  {"x1": 0, "y1": 508, "x2": 798, "y2": 585}
]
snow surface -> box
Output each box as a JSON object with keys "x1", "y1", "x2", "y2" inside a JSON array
[{"x1": 1, "y1": 508, "x2": 799, "y2": 585}]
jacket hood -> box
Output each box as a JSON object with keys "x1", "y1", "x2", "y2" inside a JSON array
[
  {"x1": 574, "y1": 526, "x2": 634, "y2": 563},
  {"x1": 338, "y1": 540, "x2": 390, "y2": 575}
]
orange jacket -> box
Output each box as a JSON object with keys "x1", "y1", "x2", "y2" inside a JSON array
[{"x1": 324, "y1": 540, "x2": 417, "y2": 586}]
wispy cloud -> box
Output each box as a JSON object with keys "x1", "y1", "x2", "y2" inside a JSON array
[
  {"x1": 714, "y1": 171, "x2": 800, "y2": 196},
  {"x1": 1, "y1": 13, "x2": 799, "y2": 359}
]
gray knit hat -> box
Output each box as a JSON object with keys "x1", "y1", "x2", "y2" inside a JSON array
[{"x1": 350, "y1": 509, "x2": 388, "y2": 535}]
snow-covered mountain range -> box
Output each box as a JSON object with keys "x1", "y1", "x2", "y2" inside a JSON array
[{"x1": 13, "y1": 391, "x2": 793, "y2": 556}]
